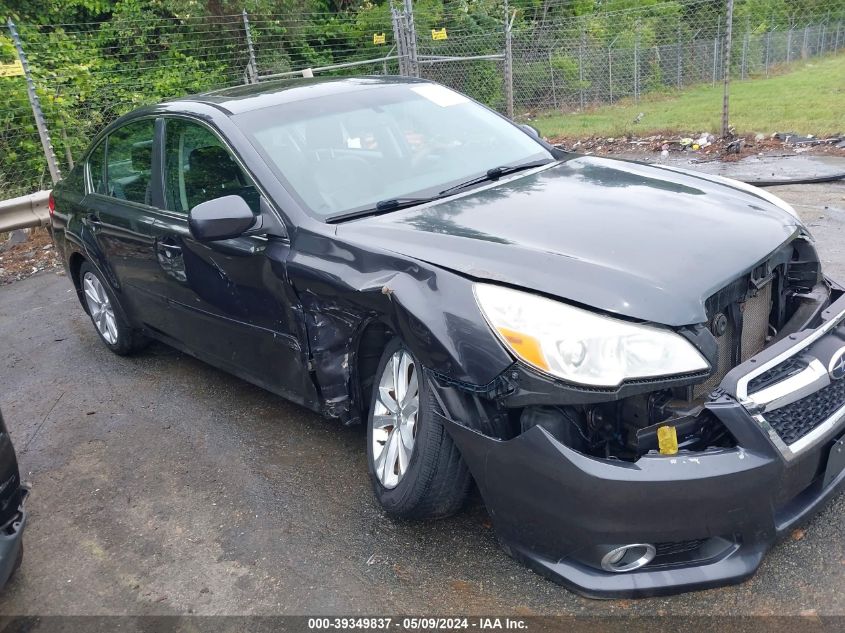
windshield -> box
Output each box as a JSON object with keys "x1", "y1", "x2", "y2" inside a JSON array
[{"x1": 233, "y1": 82, "x2": 553, "y2": 219}]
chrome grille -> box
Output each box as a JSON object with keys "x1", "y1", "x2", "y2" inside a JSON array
[
  {"x1": 762, "y1": 379, "x2": 845, "y2": 446},
  {"x1": 736, "y1": 300, "x2": 845, "y2": 459},
  {"x1": 747, "y1": 357, "x2": 808, "y2": 393}
]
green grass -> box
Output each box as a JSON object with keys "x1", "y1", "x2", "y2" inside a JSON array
[{"x1": 534, "y1": 53, "x2": 845, "y2": 139}]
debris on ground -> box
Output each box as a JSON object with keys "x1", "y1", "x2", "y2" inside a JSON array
[
  {"x1": 772, "y1": 132, "x2": 839, "y2": 146},
  {"x1": 0, "y1": 227, "x2": 60, "y2": 286},
  {"x1": 550, "y1": 131, "x2": 845, "y2": 162},
  {"x1": 0, "y1": 230, "x2": 28, "y2": 252}
]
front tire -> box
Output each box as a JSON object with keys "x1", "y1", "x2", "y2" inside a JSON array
[
  {"x1": 366, "y1": 338, "x2": 472, "y2": 519},
  {"x1": 78, "y1": 262, "x2": 147, "y2": 355}
]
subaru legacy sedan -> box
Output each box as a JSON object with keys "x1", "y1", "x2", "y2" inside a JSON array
[{"x1": 50, "y1": 77, "x2": 845, "y2": 597}]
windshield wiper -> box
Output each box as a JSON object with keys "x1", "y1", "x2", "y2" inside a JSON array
[
  {"x1": 375, "y1": 197, "x2": 439, "y2": 211},
  {"x1": 438, "y1": 159, "x2": 555, "y2": 196},
  {"x1": 325, "y1": 159, "x2": 556, "y2": 224},
  {"x1": 325, "y1": 196, "x2": 443, "y2": 224}
]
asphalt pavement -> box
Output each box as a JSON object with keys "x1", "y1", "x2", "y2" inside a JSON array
[{"x1": 0, "y1": 181, "x2": 844, "y2": 616}]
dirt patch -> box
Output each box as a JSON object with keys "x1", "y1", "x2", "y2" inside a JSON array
[
  {"x1": 547, "y1": 132, "x2": 845, "y2": 162},
  {"x1": 0, "y1": 228, "x2": 61, "y2": 286}
]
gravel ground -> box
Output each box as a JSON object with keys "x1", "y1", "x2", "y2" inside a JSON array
[
  {"x1": 0, "y1": 182, "x2": 843, "y2": 616},
  {"x1": 0, "y1": 228, "x2": 60, "y2": 286}
]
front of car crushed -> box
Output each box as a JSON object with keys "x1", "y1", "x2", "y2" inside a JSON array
[
  {"x1": 324, "y1": 151, "x2": 845, "y2": 596},
  {"x1": 424, "y1": 271, "x2": 845, "y2": 598}
]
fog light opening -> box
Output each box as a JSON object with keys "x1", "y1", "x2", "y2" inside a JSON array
[{"x1": 600, "y1": 544, "x2": 656, "y2": 573}]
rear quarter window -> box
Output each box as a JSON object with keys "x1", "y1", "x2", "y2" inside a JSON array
[
  {"x1": 104, "y1": 119, "x2": 155, "y2": 205},
  {"x1": 87, "y1": 140, "x2": 106, "y2": 194},
  {"x1": 58, "y1": 164, "x2": 85, "y2": 197}
]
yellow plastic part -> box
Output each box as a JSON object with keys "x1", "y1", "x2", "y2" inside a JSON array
[{"x1": 657, "y1": 425, "x2": 679, "y2": 455}]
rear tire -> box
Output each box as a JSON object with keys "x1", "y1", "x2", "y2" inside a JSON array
[
  {"x1": 78, "y1": 262, "x2": 148, "y2": 355},
  {"x1": 366, "y1": 338, "x2": 472, "y2": 519}
]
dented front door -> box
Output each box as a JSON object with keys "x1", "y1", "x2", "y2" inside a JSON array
[{"x1": 152, "y1": 116, "x2": 317, "y2": 406}]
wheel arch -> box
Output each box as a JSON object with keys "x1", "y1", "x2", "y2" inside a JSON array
[
  {"x1": 293, "y1": 265, "x2": 513, "y2": 425},
  {"x1": 67, "y1": 251, "x2": 89, "y2": 311},
  {"x1": 68, "y1": 251, "x2": 86, "y2": 288},
  {"x1": 353, "y1": 319, "x2": 396, "y2": 423},
  {"x1": 65, "y1": 240, "x2": 118, "y2": 313}
]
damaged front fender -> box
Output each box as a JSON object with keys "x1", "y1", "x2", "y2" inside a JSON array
[{"x1": 286, "y1": 228, "x2": 513, "y2": 423}]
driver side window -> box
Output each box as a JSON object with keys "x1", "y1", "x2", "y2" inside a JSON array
[{"x1": 163, "y1": 119, "x2": 259, "y2": 215}]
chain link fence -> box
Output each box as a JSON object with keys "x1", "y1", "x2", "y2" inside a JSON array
[
  {"x1": 2, "y1": 0, "x2": 844, "y2": 200},
  {"x1": 510, "y1": 0, "x2": 845, "y2": 112},
  {"x1": 510, "y1": 7, "x2": 725, "y2": 112}
]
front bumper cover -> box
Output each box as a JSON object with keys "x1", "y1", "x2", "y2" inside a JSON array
[{"x1": 437, "y1": 292, "x2": 845, "y2": 598}]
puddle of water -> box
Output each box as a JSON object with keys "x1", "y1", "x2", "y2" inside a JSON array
[{"x1": 653, "y1": 154, "x2": 845, "y2": 185}]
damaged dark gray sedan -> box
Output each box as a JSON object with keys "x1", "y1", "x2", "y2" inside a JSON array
[{"x1": 50, "y1": 77, "x2": 845, "y2": 598}]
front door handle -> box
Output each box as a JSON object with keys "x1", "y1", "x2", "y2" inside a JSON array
[
  {"x1": 156, "y1": 235, "x2": 183, "y2": 257},
  {"x1": 157, "y1": 242, "x2": 182, "y2": 256},
  {"x1": 156, "y1": 236, "x2": 186, "y2": 282}
]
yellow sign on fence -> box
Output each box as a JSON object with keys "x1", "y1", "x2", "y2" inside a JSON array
[
  {"x1": 431, "y1": 28, "x2": 447, "y2": 41},
  {"x1": 0, "y1": 60, "x2": 24, "y2": 78},
  {"x1": 373, "y1": 32, "x2": 386, "y2": 45}
]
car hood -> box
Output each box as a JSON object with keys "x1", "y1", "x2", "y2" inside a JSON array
[{"x1": 336, "y1": 156, "x2": 803, "y2": 326}]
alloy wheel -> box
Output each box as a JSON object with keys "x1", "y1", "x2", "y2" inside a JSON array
[
  {"x1": 371, "y1": 349, "x2": 419, "y2": 489},
  {"x1": 82, "y1": 272, "x2": 118, "y2": 345}
]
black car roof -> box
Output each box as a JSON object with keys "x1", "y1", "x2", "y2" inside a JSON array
[{"x1": 170, "y1": 75, "x2": 431, "y2": 115}]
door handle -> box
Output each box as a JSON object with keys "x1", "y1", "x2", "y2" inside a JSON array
[
  {"x1": 156, "y1": 238, "x2": 183, "y2": 261},
  {"x1": 157, "y1": 234, "x2": 181, "y2": 249},
  {"x1": 156, "y1": 236, "x2": 186, "y2": 282}
]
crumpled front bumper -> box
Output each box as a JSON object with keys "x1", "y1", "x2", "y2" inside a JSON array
[{"x1": 438, "y1": 293, "x2": 845, "y2": 598}]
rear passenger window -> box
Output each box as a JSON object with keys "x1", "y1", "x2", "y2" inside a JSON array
[
  {"x1": 105, "y1": 119, "x2": 156, "y2": 205},
  {"x1": 164, "y1": 119, "x2": 259, "y2": 215}
]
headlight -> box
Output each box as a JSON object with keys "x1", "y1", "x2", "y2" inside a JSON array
[{"x1": 474, "y1": 284, "x2": 709, "y2": 387}]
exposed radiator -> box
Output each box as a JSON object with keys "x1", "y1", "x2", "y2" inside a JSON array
[
  {"x1": 741, "y1": 281, "x2": 773, "y2": 362},
  {"x1": 693, "y1": 281, "x2": 772, "y2": 398}
]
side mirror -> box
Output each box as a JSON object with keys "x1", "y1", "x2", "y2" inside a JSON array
[
  {"x1": 520, "y1": 123, "x2": 541, "y2": 138},
  {"x1": 188, "y1": 195, "x2": 256, "y2": 242}
]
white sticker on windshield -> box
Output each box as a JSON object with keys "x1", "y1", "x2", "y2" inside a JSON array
[{"x1": 410, "y1": 84, "x2": 469, "y2": 107}]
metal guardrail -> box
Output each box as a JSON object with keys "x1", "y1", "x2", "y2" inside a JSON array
[
  {"x1": 0, "y1": 190, "x2": 50, "y2": 233},
  {"x1": 256, "y1": 54, "x2": 401, "y2": 81}
]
